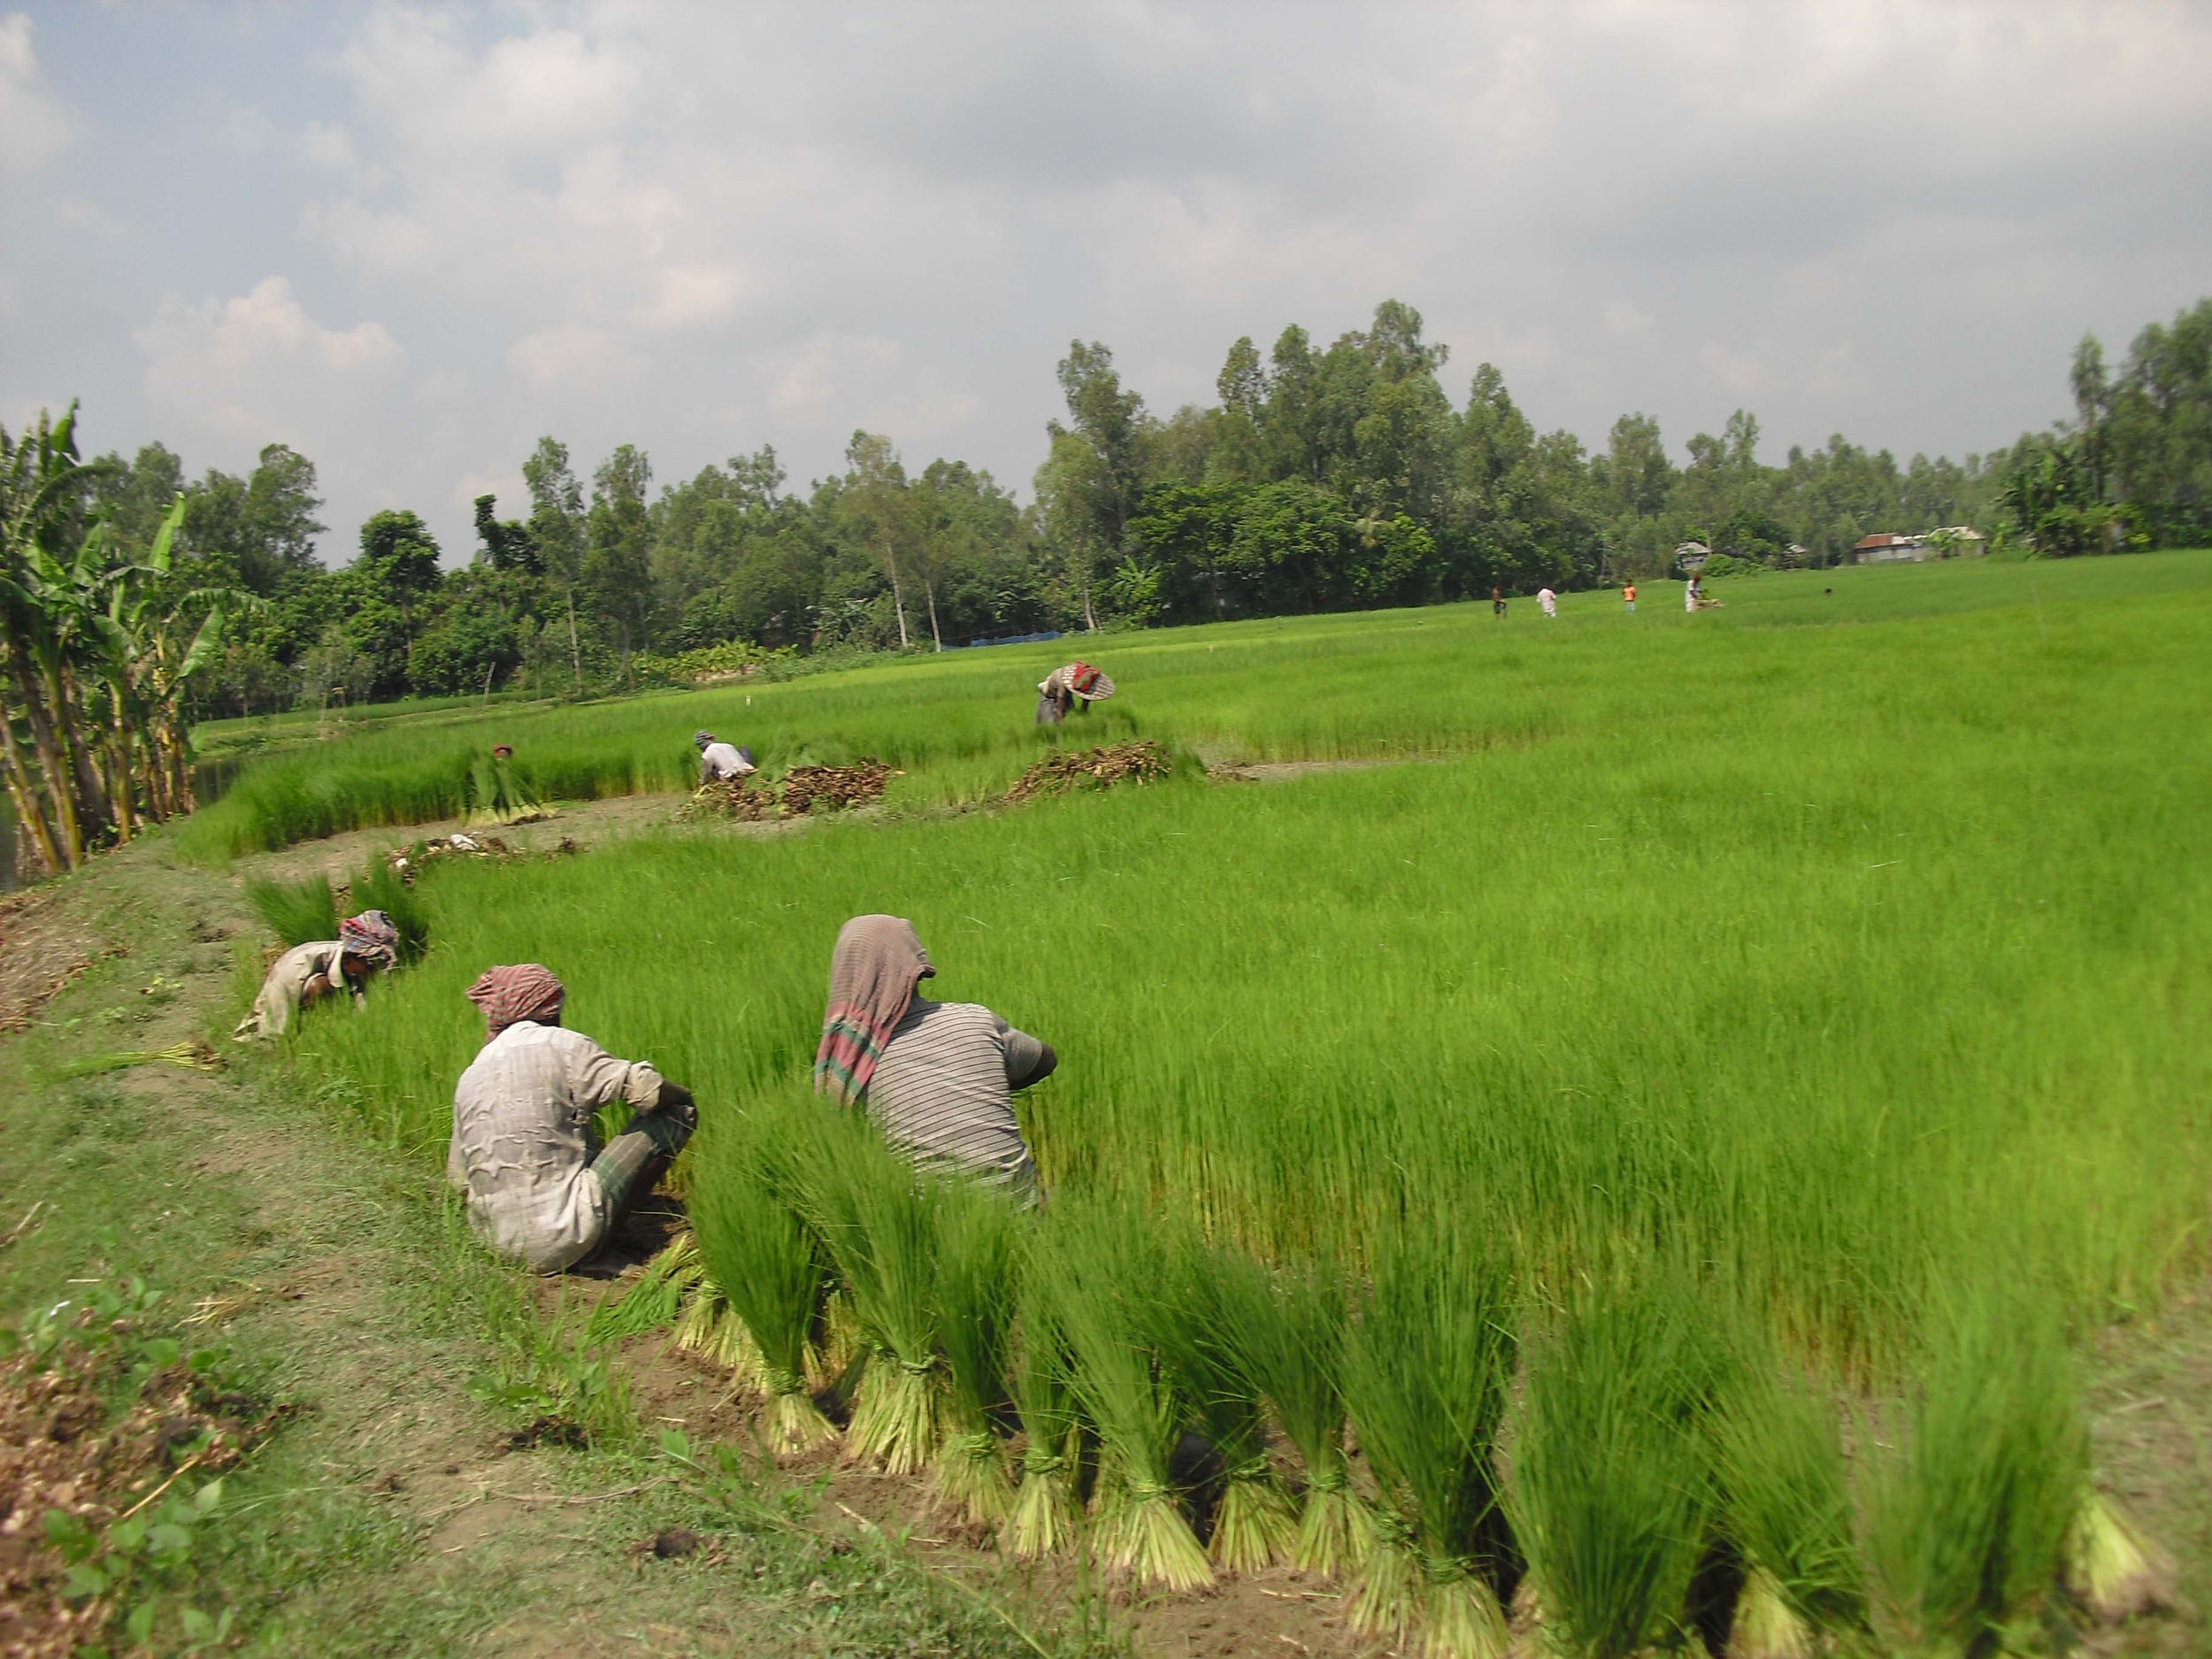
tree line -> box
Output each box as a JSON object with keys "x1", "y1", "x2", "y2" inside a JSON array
[{"x1": 25, "y1": 293, "x2": 2212, "y2": 730}]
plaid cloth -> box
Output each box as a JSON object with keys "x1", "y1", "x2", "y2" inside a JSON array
[
  {"x1": 814, "y1": 915, "x2": 934, "y2": 1106},
  {"x1": 339, "y1": 910, "x2": 400, "y2": 970},
  {"x1": 465, "y1": 964, "x2": 566, "y2": 1040}
]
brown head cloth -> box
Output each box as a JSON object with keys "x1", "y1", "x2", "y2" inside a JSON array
[
  {"x1": 813, "y1": 916, "x2": 933, "y2": 1105},
  {"x1": 466, "y1": 964, "x2": 565, "y2": 1041}
]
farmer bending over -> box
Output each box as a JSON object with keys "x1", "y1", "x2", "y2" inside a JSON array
[
  {"x1": 1034, "y1": 661, "x2": 1115, "y2": 726},
  {"x1": 232, "y1": 910, "x2": 399, "y2": 1041},
  {"x1": 447, "y1": 964, "x2": 697, "y2": 1273},
  {"x1": 695, "y1": 730, "x2": 756, "y2": 785},
  {"x1": 816, "y1": 915, "x2": 1056, "y2": 1202}
]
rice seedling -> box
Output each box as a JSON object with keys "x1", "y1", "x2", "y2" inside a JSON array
[
  {"x1": 2062, "y1": 1489, "x2": 2175, "y2": 1624},
  {"x1": 688, "y1": 1105, "x2": 838, "y2": 1454},
  {"x1": 1007, "y1": 1256, "x2": 1084, "y2": 1561},
  {"x1": 791, "y1": 1107, "x2": 944, "y2": 1472},
  {"x1": 1035, "y1": 1199, "x2": 1211, "y2": 1593},
  {"x1": 244, "y1": 872, "x2": 337, "y2": 946},
  {"x1": 1340, "y1": 1225, "x2": 1519, "y2": 1657},
  {"x1": 50, "y1": 1039, "x2": 226, "y2": 1080},
  {"x1": 582, "y1": 1229, "x2": 707, "y2": 1345},
  {"x1": 344, "y1": 856, "x2": 430, "y2": 963},
  {"x1": 1711, "y1": 1341, "x2": 1863, "y2": 1656},
  {"x1": 1210, "y1": 1248, "x2": 1371, "y2": 1577},
  {"x1": 1863, "y1": 1294, "x2": 2087, "y2": 1658},
  {"x1": 929, "y1": 1175, "x2": 1020, "y2": 1526},
  {"x1": 1149, "y1": 1235, "x2": 1298, "y2": 1574},
  {"x1": 1506, "y1": 1276, "x2": 1718, "y2": 1659}
]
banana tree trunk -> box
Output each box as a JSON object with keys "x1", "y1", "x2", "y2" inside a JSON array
[
  {"x1": 10, "y1": 651, "x2": 84, "y2": 866},
  {"x1": 52, "y1": 660, "x2": 111, "y2": 843},
  {"x1": 0, "y1": 693, "x2": 65, "y2": 875}
]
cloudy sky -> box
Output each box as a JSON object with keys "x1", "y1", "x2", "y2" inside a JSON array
[{"x1": 4, "y1": 3, "x2": 2208, "y2": 564}]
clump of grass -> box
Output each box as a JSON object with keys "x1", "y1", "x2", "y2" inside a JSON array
[
  {"x1": 1341, "y1": 1226, "x2": 1517, "y2": 1656},
  {"x1": 1212, "y1": 1248, "x2": 1370, "y2": 1577},
  {"x1": 690, "y1": 1108, "x2": 838, "y2": 1454},
  {"x1": 930, "y1": 1177, "x2": 1019, "y2": 1525},
  {"x1": 1007, "y1": 1258, "x2": 1083, "y2": 1561},
  {"x1": 1863, "y1": 1294, "x2": 2087, "y2": 1657},
  {"x1": 796, "y1": 1111, "x2": 943, "y2": 1473},
  {"x1": 1506, "y1": 1276, "x2": 1716, "y2": 1659},
  {"x1": 1712, "y1": 1340, "x2": 1863, "y2": 1655},
  {"x1": 244, "y1": 873, "x2": 337, "y2": 946},
  {"x1": 1037, "y1": 1200, "x2": 1211, "y2": 1593}
]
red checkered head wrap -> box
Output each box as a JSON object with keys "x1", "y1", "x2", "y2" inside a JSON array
[
  {"x1": 339, "y1": 910, "x2": 399, "y2": 970},
  {"x1": 465, "y1": 964, "x2": 565, "y2": 1041},
  {"x1": 814, "y1": 916, "x2": 933, "y2": 1106}
]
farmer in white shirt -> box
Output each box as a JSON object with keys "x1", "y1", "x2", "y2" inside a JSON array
[
  {"x1": 446, "y1": 964, "x2": 697, "y2": 1272},
  {"x1": 695, "y1": 730, "x2": 756, "y2": 785},
  {"x1": 1538, "y1": 586, "x2": 1558, "y2": 618}
]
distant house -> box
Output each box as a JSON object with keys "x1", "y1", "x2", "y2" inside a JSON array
[
  {"x1": 1674, "y1": 541, "x2": 1710, "y2": 571},
  {"x1": 1854, "y1": 528, "x2": 1986, "y2": 565}
]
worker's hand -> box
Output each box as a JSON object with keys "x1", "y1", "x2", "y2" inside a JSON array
[{"x1": 652, "y1": 1080, "x2": 697, "y2": 1127}]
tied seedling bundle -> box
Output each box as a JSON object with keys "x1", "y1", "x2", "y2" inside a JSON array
[
  {"x1": 928, "y1": 1177, "x2": 1019, "y2": 1525},
  {"x1": 1506, "y1": 1275, "x2": 1720, "y2": 1659},
  {"x1": 1035, "y1": 1199, "x2": 1211, "y2": 1593},
  {"x1": 688, "y1": 1106, "x2": 838, "y2": 1453},
  {"x1": 1007, "y1": 1256, "x2": 1083, "y2": 1561},
  {"x1": 793, "y1": 1110, "x2": 943, "y2": 1473},
  {"x1": 1340, "y1": 1226, "x2": 1518, "y2": 1657},
  {"x1": 1210, "y1": 1248, "x2": 1371, "y2": 1577}
]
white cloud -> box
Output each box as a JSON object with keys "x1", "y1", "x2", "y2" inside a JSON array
[
  {"x1": 135, "y1": 275, "x2": 403, "y2": 445},
  {"x1": 302, "y1": 120, "x2": 359, "y2": 170},
  {"x1": 768, "y1": 334, "x2": 903, "y2": 429},
  {"x1": 0, "y1": 12, "x2": 82, "y2": 173},
  {"x1": 1603, "y1": 299, "x2": 1653, "y2": 335},
  {"x1": 507, "y1": 322, "x2": 644, "y2": 394}
]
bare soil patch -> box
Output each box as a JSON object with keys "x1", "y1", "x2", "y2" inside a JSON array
[{"x1": 0, "y1": 890, "x2": 113, "y2": 1036}]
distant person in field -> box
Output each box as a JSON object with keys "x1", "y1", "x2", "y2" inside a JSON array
[
  {"x1": 1491, "y1": 586, "x2": 1507, "y2": 618},
  {"x1": 233, "y1": 910, "x2": 399, "y2": 1040},
  {"x1": 447, "y1": 964, "x2": 697, "y2": 1274},
  {"x1": 1623, "y1": 582, "x2": 1637, "y2": 612},
  {"x1": 1538, "y1": 586, "x2": 1558, "y2": 618},
  {"x1": 816, "y1": 914, "x2": 1057, "y2": 1202},
  {"x1": 1034, "y1": 660, "x2": 1115, "y2": 726},
  {"x1": 695, "y1": 730, "x2": 756, "y2": 785},
  {"x1": 1685, "y1": 573, "x2": 1701, "y2": 612}
]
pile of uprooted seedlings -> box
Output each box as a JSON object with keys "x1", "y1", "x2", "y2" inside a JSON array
[
  {"x1": 386, "y1": 833, "x2": 579, "y2": 882},
  {"x1": 685, "y1": 759, "x2": 899, "y2": 823},
  {"x1": 1002, "y1": 741, "x2": 1175, "y2": 805}
]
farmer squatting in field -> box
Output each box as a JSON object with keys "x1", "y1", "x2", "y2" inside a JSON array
[
  {"x1": 446, "y1": 964, "x2": 698, "y2": 1273},
  {"x1": 1033, "y1": 661, "x2": 1115, "y2": 726},
  {"x1": 815, "y1": 914, "x2": 1057, "y2": 1202},
  {"x1": 231, "y1": 909, "x2": 400, "y2": 1040},
  {"x1": 695, "y1": 730, "x2": 756, "y2": 784}
]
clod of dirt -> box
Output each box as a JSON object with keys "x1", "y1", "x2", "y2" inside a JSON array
[
  {"x1": 684, "y1": 760, "x2": 899, "y2": 823},
  {"x1": 1002, "y1": 741, "x2": 1175, "y2": 805},
  {"x1": 637, "y1": 1526, "x2": 703, "y2": 1560},
  {"x1": 498, "y1": 1416, "x2": 588, "y2": 1453}
]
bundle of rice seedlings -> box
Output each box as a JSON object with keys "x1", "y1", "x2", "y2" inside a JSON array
[
  {"x1": 1506, "y1": 1279, "x2": 1715, "y2": 1659},
  {"x1": 795, "y1": 1115, "x2": 943, "y2": 1473},
  {"x1": 1035, "y1": 1201, "x2": 1212, "y2": 1593},
  {"x1": 671, "y1": 1264, "x2": 763, "y2": 1379},
  {"x1": 54, "y1": 1039, "x2": 226, "y2": 1079},
  {"x1": 245, "y1": 873, "x2": 338, "y2": 947},
  {"x1": 1212, "y1": 1248, "x2": 1371, "y2": 1577},
  {"x1": 689, "y1": 1121, "x2": 838, "y2": 1455},
  {"x1": 1712, "y1": 1351, "x2": 1863, "y2": 1658},
  {"x1": 1007, "y1": 1258, "x2": 1083, "y2": 1560},
  {"x1": 1153, "y1": 1239, "x2": 1298, "y2": 1574},
  {"x1": 583, "y1": 1230, "x2": 708, "y2": 1345},
  {"x1": 2062, "y1": 1488, "x2": 2175, "y2": 1624},
  {"x1": 1341, "y1": 1226, "x2": 1518, "y2": 1657},
  {"x1": 929, "y1": 1176, "x2": 1019, "y2": 1526},
  {"x1": 1863, "y1": 1296, "x2": 2086, "y2": 1657}
]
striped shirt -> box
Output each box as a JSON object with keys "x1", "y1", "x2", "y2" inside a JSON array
[
  {"x1": 447, "y1": 1022, "x2": 664, "y2": 1272},
  {"x1": 865, "y1": 999, "x2": 1049, "y2": 1194}
]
